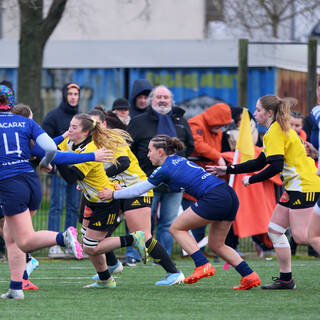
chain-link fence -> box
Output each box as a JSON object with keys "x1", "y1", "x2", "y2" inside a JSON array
[{"x1": 31, "y1": 173, "x2": 310, "y2": 259}]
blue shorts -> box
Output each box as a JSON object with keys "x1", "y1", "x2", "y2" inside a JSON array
[
  {"x1": 191, "y1": 183, "x2": 239, "y2": 221},
  {"x1": 0, "y1": 172, "x2": 42, "y2": 216}
]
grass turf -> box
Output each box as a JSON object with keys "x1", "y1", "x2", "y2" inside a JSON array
[{"x1": 0, "y1": 257, "x2": 319, "y2": 320}]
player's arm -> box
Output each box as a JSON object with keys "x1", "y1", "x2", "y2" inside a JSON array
[
  {"x1": 105, "y1": 156, "x2": 130, "y2": 177},
  {"x1": 35, "y1": 133, "x2": 57, "y2": 167},
  {"x1": 53, "y1": 135, "x2": 64, "y2": 145},
  {"x1": 57, "y1": 165, "x2": 85, "y2": 185},
  {"x1": 31, "y1": 144, "x2": 95, "y2": 165},
  {"x1": 226, "y1": 151, "x2": 267, "y2": 174},
  {"x1": 246, "y1": 155, "x2": 284, "y2": 184},
  {"x1": 99, "y1": 180, "x2": 155, "y2": 201}
]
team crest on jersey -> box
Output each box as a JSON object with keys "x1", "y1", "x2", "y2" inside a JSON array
[
  {"x1": 280, "y1": 191, "x2": 290, "y2": 202},
  {"x1": 83, "y1": 206, "x2": 93, "y2": 218},
  {"x1": 196, "y1": 129, "x2": 203, "y2": 136}
]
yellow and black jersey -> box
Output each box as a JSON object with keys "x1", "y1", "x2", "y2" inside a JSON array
[
  {"x1": 58, "y1": 137, "x2": 115, "y2": 203},
  {"x1": 263, "y1": 122, "x2": 320, "y2": 192},
  {"x1": 104, "y1": 145, "x2": 153, "y2": 197}
]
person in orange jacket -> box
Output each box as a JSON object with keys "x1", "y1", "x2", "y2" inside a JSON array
[
  {"x1": 182, "y1": 103, "x2": 232, "y2": 251},
  {"x1": 188, "y1": 103, "x2": 232, "y2": 168}
]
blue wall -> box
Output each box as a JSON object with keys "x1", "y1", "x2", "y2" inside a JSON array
[
  {"x1": 0, "y1": 66, "x2": 276, "y2": 117},
  {"x1": 130, "y1": 67, "x2": 276, "y2": 116}
]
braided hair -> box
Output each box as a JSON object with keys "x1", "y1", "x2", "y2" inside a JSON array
[{"x1": 150, "y1": 135, "x2": 184, "y2": 155}]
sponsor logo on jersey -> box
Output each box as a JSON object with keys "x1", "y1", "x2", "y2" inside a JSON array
[{"x1": 131, "y1": 199, "x2": 141, "y2": 206}]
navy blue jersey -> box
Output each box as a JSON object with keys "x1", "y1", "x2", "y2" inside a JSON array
[
  {"x1": 0, "y1": 112, "x2": 44, "y2": 180},
  {"x1": 148, "y1": 154, "x2": 224, "y2": 199}
]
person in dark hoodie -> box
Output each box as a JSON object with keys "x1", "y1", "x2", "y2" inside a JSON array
[
  {"x1": 129, "y1": 79, "x2": 152, "y2": 119},
  {"x1": 128, "y1": 85, "x2": 194, "y2": 257},
  {"x1": 42, "y1": 83, "x2": 82, "y2": 258}
]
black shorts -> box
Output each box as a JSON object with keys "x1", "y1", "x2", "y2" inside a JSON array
[
  {"x1": 279, "y1": 190, "x2": 319, "y2": 209},
  {"x1": 0, "y1": 172, "x2": 42, "y2": 216},
  {"x1": 191, "y1": 183, "x2": 239, "y2": 221},
  {"x1": 120, "y1": 196, "x2": 152, "y2": 212},
  {"x1": 83, "y1": 200, "x2": 120, "y2": 232}
]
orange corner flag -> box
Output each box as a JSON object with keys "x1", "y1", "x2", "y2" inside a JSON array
[{"x1": 235, "y1": 108, "x2": 255, "y2": 162}]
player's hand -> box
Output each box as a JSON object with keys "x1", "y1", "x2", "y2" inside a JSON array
[
  {"x1": 217, "y1": 157, "x2": 226, "y2": 166},
  {"x1": 94, "y1": 148, "x2": 114, "y2": 162},
  {"x1": 304, "y1": 141, "x2": 318, "y2": 160},
  {"x1": 242, "y1": 176, "x2": 251, "y2": 187},
  {"x1": 62, "y1": 131, "x2": 69, "y2": 139},
  {"x1": 98, "y1": 187, "x2": 114, "y2": 201},
  {"x1": 39, "y1": 163, "x2": 52, "y2": 173},
  {"x1": 206, "y1": 165, "x2": 227, "y2": 177},
  {"x1": 113, "y1": 183, "x2": 122, "y2": 190}
]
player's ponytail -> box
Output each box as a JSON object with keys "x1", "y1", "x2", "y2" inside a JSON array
[{"x1": 259, "y1": 95, "x2": 291, "y2": 133}]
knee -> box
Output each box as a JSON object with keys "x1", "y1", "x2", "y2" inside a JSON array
[
  {"x1": 16, "y1": 238, "x2": 33, "y2": 253},
  {"x1": 83, "y1": 246, "x2": 96, "y2": 256},
  {"x1": 268, "y1": 231, "x2": 290, "y2": 248},
  {"x1": 208, "y1": 241, "x2": 222, "y2": 254},
  {"x1": 169, "y1": 224, "x2": 175, "y2": 235},
  {"x1": 291, "y1": 231, "x2": 307, "y2": 245},
  {"x1": 83, "y1": 236, "x2": 99, "y2": 255}
]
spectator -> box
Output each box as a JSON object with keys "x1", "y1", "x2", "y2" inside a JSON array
[
  {"x1": 290, "y1": 111, "x2": 307, "y2": 142},
  {"x1": 42, "y1": 83, "x2": 81, "y2": 258},
  {"x1": 129, "y1": 79, "x2": 152, "y2": 118},
  {"x1": 112, "y1": 98, "x2": 131, "y2": 126},
  {"x1": 128, "y1": 85, "x2": 194, "y2": 256}
]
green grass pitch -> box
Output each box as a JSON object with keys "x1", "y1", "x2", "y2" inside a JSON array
[{"x1": 0, "y1": 257, "x2": 319, "y2": 320}]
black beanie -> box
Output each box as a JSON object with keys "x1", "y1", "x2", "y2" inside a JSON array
[{"x1": 112, "y1": 98, "x2": 130, "y2": 110}]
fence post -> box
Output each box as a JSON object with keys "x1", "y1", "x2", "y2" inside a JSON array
[
  {"x1": 238, "y1": 39, "x2": 248, "y2": 107},
  {"x1": 307, "y1": 39, "x2": 317, "y2": 113}
]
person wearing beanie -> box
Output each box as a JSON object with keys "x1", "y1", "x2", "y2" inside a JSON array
[
  {"x1": 112, "y1": 98, "x2": 131, "y2": 126},
  {"x1": 42, "y1": 83, "x2": 82, "y2": 258}
]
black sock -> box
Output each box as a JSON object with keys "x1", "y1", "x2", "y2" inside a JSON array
[
  {"x1": 26, "y1": 253, "x2": 32, "y2": 263},
  {"x1": 120, "y1": 235, "x2": 134, "y2": 247},
  {"x1": 98, "y1": 269, "x2": 111, "y2": 281},
  {"x1": 146, "y1": 238, "x2": 178, "y2": 274},
  {"x1": 280, "y1": 272, "x2": 292, "y2": 281},
  {"x1": 106, "y1": 251, "x2": 118, "y2": 266}
]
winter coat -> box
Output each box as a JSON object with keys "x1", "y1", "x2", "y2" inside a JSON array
[
  {"x1": 188, "y1": 103, "x2": 232, "y2": 164},
  {"x1": 42, "y1": 83, "x2": 79, "y2": 138},
  {"x1": 128, "y1": 106, "x2": 194, "y2": 181},
  {"x1": 129, "y1": 79, "x2": 152, "y2": 119}
]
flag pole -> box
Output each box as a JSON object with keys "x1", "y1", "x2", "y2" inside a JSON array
[{"x1": 228, "y1": 149, "x2": 239, "y2": 188}]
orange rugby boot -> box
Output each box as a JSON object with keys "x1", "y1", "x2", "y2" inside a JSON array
[
  {"x1": 233, "y1": 271, "x2": 261, "y2": 290},
  {"x1": 184, "y1": 262, "x2": 216, "y2": 284},
  {"x1": 23, "y1": 279, "x2": 39, "y2": 291}
]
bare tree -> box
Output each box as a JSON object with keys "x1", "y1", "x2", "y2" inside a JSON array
[
  {"x1": 18, "y1": 0, "x2": 67, "y2": 121},
  {"x1": 220, "y1": 0, "x2": 320, "y2": 40}
]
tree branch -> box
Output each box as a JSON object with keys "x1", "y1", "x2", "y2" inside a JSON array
[{"x1": 40, "y1": 0, "x2": 67, "y2": 47}]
